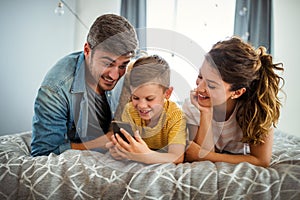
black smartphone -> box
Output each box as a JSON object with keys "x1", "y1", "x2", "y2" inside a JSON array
[{"x1": 111, "y1": 121, "x2": 134, "y2": 143}]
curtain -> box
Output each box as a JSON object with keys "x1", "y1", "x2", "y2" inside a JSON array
[
  {"x1": 234, "y1": 0, "x2": 273, "y2": 53},
  {"x1": 121, "y1": 0, "x2": 147, "y2": 51}
]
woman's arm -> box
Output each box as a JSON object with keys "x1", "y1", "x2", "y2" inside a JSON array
[
  {"x1": 193, "y1": 112, "x2": 215, "y2": 152},
  {"x1": 185, "y1": 128, "x2": 274, "y2": 167}
]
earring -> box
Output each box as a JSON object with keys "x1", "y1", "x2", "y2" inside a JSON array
[{"x1": 231, "y1": 95, "x2": 235, "y2": 100}]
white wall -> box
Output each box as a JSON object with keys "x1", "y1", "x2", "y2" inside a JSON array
[
  {"x1": 0, "y1": 0, "x2": 120, "y2": 136},
  {"x1": 73, "y1": 0, "x2": 121, "y2": 51},
  {"x1": 273, "y1": 0, "x2": 300, "y2": 137},
  {"x1": 0, "y1": 0, "x2": 76, "y2": 135}
]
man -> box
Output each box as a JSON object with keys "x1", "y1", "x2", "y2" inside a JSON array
[{"x1": 31, "y1": 14, "x2": 138, "y2": 156}]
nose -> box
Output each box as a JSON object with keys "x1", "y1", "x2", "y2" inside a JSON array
[
  {"x1": 109, "y1": 66, "x2": 120, "y2": 80},
  {"x1": 196, "y1": 79, "x2": 207, "y2": 92},
  {"x1": 137, "y1": 99, "x2": 148, "y2": 109}
]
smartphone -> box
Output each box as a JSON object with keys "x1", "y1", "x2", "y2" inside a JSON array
[{"x1": 111, "y1": 121, "x2": 134, "y2": 143}]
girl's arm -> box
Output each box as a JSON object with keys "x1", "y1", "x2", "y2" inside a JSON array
[
  {"x1": 112, "y1": 129, "x2": 185, "y2": 164},
  {"x1": 185, "y1": 126, "x2": 274, "y2": 167}
]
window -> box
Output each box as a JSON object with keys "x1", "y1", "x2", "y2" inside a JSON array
[{"x1": 146, "y1": 0, "x2": 236, "y2": 104}]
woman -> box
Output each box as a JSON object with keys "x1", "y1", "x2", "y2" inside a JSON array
[{"x1": 183, "y1": 37, "x2": 284, "y2": 167}]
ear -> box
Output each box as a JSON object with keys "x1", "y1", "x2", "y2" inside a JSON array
[
  {"x1": 84, "y1": 42, "x2": 91, "y2": 57},
  {"x1": 164, "y1": 86, "x2": 173, "y2": 99},
  {"x1": 231, "y1": 87, "x2": 246, "y2": 99}
]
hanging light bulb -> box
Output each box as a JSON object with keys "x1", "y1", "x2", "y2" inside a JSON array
[{"x1": 54, "y1": 1, "x2": 64, "y2": 16}]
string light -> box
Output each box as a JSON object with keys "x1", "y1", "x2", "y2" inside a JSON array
[
  {"x1": 53, "y1": 0, "x2": 88, "y2": 30},
  {"x1": 54, "y1": 1, "x2": 64, "y2": 16}
]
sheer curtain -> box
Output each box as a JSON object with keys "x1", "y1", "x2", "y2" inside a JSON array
[{"x1": 234, "y1": 0, "x2": 273, "y2": 53}]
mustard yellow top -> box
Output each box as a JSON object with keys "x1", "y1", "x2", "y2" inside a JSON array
[{"x1": 121, "y1": 100, "x2": 187, "y2": 150}]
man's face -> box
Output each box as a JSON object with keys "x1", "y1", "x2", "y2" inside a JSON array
[{"x1": 84, "y1": 43, "x2": 131, "y2": 94}]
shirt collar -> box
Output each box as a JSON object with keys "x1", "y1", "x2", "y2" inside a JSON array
[{"x1": 71, "y1": 52, "x2": 86, "y2": 93}]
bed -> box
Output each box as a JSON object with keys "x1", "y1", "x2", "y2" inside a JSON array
[{"x1": 0, "y1": 129, "x2": 299, "y2": 200}]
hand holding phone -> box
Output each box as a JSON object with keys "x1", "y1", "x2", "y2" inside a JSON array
[{"x1": 112, "y1": 121, "x2": 134, "y2": 143}]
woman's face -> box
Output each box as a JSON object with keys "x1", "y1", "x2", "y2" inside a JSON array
[
  {"x1": 195, "y1": 59, "x2": 233, "y2": 108},
  {"x1": 131, "y1": 84, "x2": 165, "y2": 123}
]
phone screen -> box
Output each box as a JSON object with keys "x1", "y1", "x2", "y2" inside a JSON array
[{"x1": 112, "y1": 121, "x2": 134, "y2": 143}]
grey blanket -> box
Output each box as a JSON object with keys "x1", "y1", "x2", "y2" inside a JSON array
[{"x1": 0, "y1": 129, "x2": 299, "y2": 199}]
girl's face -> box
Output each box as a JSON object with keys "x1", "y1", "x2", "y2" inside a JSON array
[
  {"x1": 195, "y1": 59, "x2": 233, "y2": 108},
  {"x1": 131, "y1": 84, "x2": 165, "y2": 123}
]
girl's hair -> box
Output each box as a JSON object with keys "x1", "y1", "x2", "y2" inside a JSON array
[
  {"x1": 207, "y1": 36, "x2": 284, "y2": 145},
  {"x1": 114, "y1": 55, "x2": 170, "y2": 120},
  {"x1": 129, "y1": 55, "x2": 170, "y2": 91}
]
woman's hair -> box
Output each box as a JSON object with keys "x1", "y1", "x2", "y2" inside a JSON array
[
  {"x1": 87, "y1": 14, "x2": 138, "y2": 56},
  {"x1": 207, "y1": 36, "x2": 284, "y2": 145}
]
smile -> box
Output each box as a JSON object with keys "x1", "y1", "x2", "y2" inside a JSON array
[
  {"x1": 198, "y1": 93, "x2": 209, "y2": 99},
  {"x1": 103, "y1": 76, "x2": 114, "y2": 83},
  {"x1": 139, "y1": 109, "x2": 151, "y2": 115}
]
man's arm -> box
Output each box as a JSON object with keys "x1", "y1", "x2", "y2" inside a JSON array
[
  {"x1": 31, "y1": 86, "x2": 70, "y2": 156},
  {"x1": 71, "y1": 131, "x2": 113, "y2": 150}
]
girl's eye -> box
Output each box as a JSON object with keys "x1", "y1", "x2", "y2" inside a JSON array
[
  {"x1": 132, "y1": 96, "x2": 139, "y2": 100},
  {"x1": 146, "y1": 96, "x2": 155, "y2": 101},
  {"x1": 198, "y1": 75, "x2": 203, "y2": 79}
]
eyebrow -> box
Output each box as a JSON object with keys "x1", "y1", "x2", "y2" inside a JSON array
[
  {"x1": 199, "y1": 70, "x2": 221, "y2": 86},
  {"x1": 100, "y1": 56, "x2": 130, "y2": 65}
]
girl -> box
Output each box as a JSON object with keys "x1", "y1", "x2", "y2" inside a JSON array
[
  {"x1": 107, "y1": 55, "x2": 187, "y2": 164},
  {"x1": 183, "y1": 37, "x2": 284, "y2": 167}
]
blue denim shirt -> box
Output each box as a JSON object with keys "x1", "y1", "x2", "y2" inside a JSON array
[{"x1": 31, "y1": 52, "x2": 123, "y2": 156}]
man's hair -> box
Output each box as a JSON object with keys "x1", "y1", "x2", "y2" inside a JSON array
[{"x1": 87, "y1": 14, "x2": 138, "y2": 56}]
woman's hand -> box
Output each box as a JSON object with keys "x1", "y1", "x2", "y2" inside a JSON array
[
  {"x1": 190, "y1": 89, "x2": 212, "y2": 114},
  {"x1": 190, "y1": 89, "x2": 201, "y2": 110}
]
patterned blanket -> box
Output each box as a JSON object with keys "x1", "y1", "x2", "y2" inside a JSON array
[{"x1": 0, "y1": 129, "x2": 299, "y2": 200}]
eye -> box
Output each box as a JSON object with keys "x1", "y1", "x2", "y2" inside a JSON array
[
  {"x1": 102, "y1": 62, "x2": 112, "y2": 67},
  {"x1": 118, "y1": 65, "x2": 127, "y2": 70},
  {"x1": 207, "y1": 84, "x2": 216, "y2": 89},
  {"x1": 131, "y1": 95, "x2": 139, "y2": 101},
  {"x1": 146, "y1": 97, "x2": 155, "y2": 101}
]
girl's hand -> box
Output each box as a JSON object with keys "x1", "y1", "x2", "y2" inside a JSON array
[
  {"x1": 106, "y1": 140, "x2": 124, "y2": 160},
  {"x1": 113, "y1": 129, "x2": 152, "y2": 161}
]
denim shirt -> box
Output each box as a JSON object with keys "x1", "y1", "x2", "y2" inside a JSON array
[{"x1": 31, "y1": 52, "x2": 122, "y2": 156}]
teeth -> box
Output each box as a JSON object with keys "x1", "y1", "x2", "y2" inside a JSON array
[
  {"x1": 198, "y1": 93, "x2": 209, "y2": 99},
  {"x1": 140, "y1": 110, "x2": 150, "y2": 114},
  {"x1": 104, "y1": 77, "x2": 113, "y2": 82}
]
